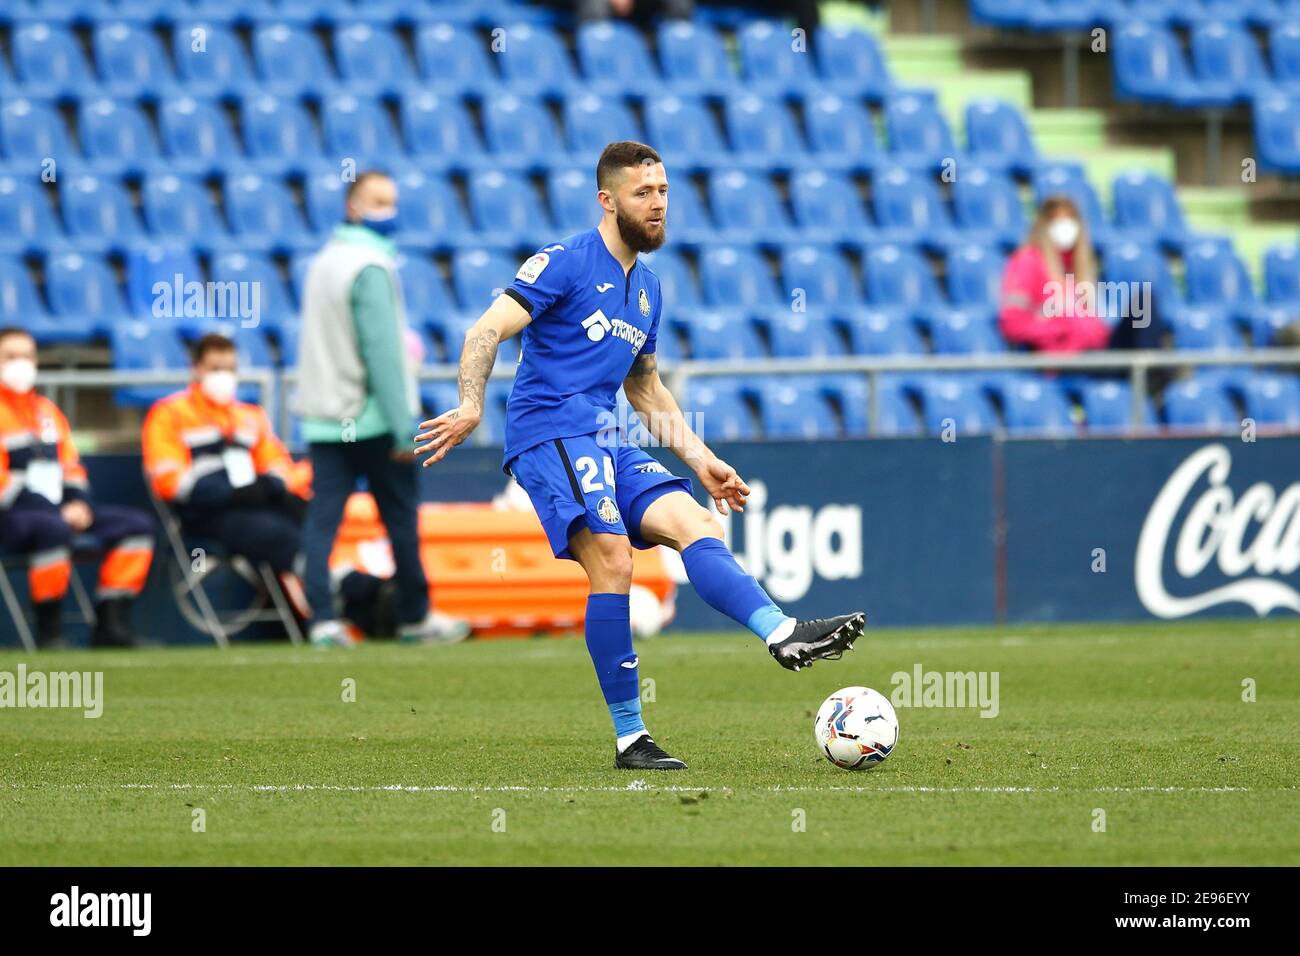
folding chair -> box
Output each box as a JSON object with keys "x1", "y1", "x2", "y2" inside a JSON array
[
  {"x1": 0, "y1": 537, "x2": 100, "y2": 652},
  {"x1": 146, "y1": 483, "x2": 304, "y2": 648}
]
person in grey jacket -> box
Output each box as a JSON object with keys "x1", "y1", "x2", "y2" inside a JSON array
[{"x1": 294, "y1": 170, "x2": 468, "y2": 647}]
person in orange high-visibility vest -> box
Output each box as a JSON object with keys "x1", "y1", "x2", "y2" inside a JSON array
[
  {"x1": 0, "y1": 327, "x2": 154, "y2": 649},
  {"x1": 143, "y1": 333, "x2": 390, "y2": 638}
]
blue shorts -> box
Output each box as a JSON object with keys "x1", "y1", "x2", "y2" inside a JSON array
[{"x1": 507, "y1": 434, "x2": 694, "y2": 560}]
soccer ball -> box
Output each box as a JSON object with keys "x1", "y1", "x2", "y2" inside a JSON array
[
  {"x1": 628, "y1": 583, "x2": 664, "y2": 638},
  {"x1": 814, "y1": 687, "x2": 899, "y2": 770}
]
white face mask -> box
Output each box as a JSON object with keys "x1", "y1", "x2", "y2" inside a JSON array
[
  {"x1": 0, "y1": 358, "x2": 37, "y2": 394},
  {"x1": 200, "y1": 370, "x2": 238, "y2": 406},
  {"x1": 1048, "y1": 217, "x2": 1081, "y2": 251}
]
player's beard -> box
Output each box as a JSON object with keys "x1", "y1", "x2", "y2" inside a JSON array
[{"x1": 615, "y1": 206, "x2": 666, "y2": 253}]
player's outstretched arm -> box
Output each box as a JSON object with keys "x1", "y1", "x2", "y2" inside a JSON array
[
  {"x1": 623, "y1": 352, "x2": 750, "y2": 514},
  {"x1": 415, "y1": 294, "x2": 531, "y2": 467}
]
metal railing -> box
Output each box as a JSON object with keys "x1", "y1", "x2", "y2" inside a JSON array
[{"x1": 39, "y1": 349, "x2": 1300, "y2": 443}]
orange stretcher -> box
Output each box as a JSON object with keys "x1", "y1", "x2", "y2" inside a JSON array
[{"x1": 329, "y1": 493, "x2": 675, "y2": 636}]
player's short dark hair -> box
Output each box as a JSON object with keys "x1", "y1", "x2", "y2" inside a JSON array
[
  {"x1": 597, "y1": 141, "x2": 663, "y2": 191},
  {"x1": 345, "y1": 170, "x2": 393, "y2": 204},
  {"x1": 191, "y1": 332, "x2": 236, "y2": 365},
  {"x1": 0, "y1": 326, "x2": 34, "y2": 347}
]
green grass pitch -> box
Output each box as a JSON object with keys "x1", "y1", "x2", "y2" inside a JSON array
[{"x1": 2, "y1": 618, "x2": 1297, "y2": 866}]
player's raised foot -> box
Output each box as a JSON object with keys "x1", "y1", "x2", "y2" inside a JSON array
[
  {"x1": 768, "y1": 611, "x2": 866, "y2": 672},
  {"x1": 613, "y1": 734, "x2": 687, "y2": 771}
]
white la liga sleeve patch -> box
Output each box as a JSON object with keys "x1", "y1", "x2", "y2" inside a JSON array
[{"x1": 515, "y1": 252, "x2": 550, "y2": 284}]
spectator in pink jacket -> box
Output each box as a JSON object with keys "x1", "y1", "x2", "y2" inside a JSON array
[{"x1": 999, "y1": 196, "x2": 1111, "y2": 353}]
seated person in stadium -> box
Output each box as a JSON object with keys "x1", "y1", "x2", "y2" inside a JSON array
[
  {"x1": 142, "y1": 334, "x2": 393, "y2": 639},
  {"x1": 999, "y1": 196, "x2": 1111, "y2": 353},
  {"x1": 0, "y1": 327, "x2": 154, "y2": 649}
]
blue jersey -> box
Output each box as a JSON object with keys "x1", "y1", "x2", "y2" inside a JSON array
[{"x1": 501, "y1": 228, "x2": 662, "y2": 466}]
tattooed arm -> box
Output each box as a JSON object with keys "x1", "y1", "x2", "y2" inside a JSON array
[
  {"x1": 415, "y1": 293, "x2": 531, "y2": 467},
  {"x1": 622, "y1": 351, "x2": 750, "y2": 514}
]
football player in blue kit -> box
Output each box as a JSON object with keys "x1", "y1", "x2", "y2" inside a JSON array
[{"x1": 416, "y1": 142, "x2": 866, "y2": 770}]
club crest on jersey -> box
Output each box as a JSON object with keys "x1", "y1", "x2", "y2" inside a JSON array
[
  {"x1": 516, "y1": 252, "x2": 549, "y2": 284},
  {"x1": 638, "y1": 288, "x2": 650, "y2": 316},
  {"x1": 597, "y1": 496, "x2": 621, "y2": 524}
]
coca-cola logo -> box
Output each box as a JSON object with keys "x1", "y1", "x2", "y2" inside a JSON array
[{"x1": 1136, "y1": 444, "x2": 1300, "y2": 618}]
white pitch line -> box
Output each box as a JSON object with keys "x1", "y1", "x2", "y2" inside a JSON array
[{"x1": 3, "y1": 782, "x2": 1290, "y2": 795}]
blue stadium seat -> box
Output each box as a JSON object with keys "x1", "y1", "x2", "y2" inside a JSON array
[
  {"x1": 643, "y1": 95, "x2": 728, "y2": 172},
  {"x1": 110, "y1": 320, "x2": 190, "y2": 406},
  {"x1": 60, "y1": 173, "x2": 144, "y2": 252},
  {"x1": 563, "y1": 93, "x2": 642, "y2": 156},
  {"x1": 208, "y1": 251, "x2": 297, "y2": 337},
  {"x1": 451, "y1": 248, "x2": 519, "y2": 312},
  {"x1": 1162, "y1": 377, "x2": 1239, "y2": 430},
  {"x1": 685, "y1": 378, "x2": 758, "y2": 441},
  {"x1": 707, "y1": 170, "x2": 798, "y2": 245},
  {"x1": 333, "y1": 23, "x2": 414, "y2": 96},
  {"x1": 842, "y1": 309, "x2": 926, "y2": 356},
  {"x1": 44, "y1": 250, "x2": 129, "y2": 338},
  {"x1": 968, "y1": 0, "x2": 1036, "y2": 26},
  {"x1": 1, "y1": 98, "x2": 76, "y2": 165},
  {"x1": 435, "y1": 313, "x2": 520, "y2": 368},
  {"x1": 172, "y1": 21, "x2": 256, "y2": 98},
  {"x1": 12, "y1": 23, "x2": 95, "y2": 99},
  {"x1": 241, "y1": 94, "x2": 322, "y2": 173},
  {"x1": 656, "y1": 20, "x2": 738, "y2": 97},
  {"x1": 158, "y1": 96, "x2": 240, "y2": 177},
  {"x1": 789, "y1": 168, "x2": 876, "y2": 246},
  {"x1": 394, "y1": 252, "x2": 457, "y2": 334},
  {"x1": 481, "y1": 95, "x2": 568, "y2": 171},
  {"x1": 821, "y1": 373, "x2": 921, "y2": 437},
  {"x1": 94, "y1": 21, "x2": 176, "y2": 98},
  {"x1": 872, "y1": 165, "x2": 960, "y2": 252},
  {"x1": 640, "y1": 248, "x2": 700, "y2": 313},
  {"x1": 1032, "y1": 162, "x2": 1112, "y2": 246},
  {"x1": 884, "y1": 93, "x2": 962, "y2": 172},
  {"x1": 946, "y1": 244, "x2": 1006, "y2": 307},
  {"x1": 252, "y1": 23, "x2": 338, "y2": 96},
  {"x1": 803, "y1": 94, "x2": 884, "y2": 173},
  {"x1": 916, "y1": 377, "x2": 999, "y2": 435},
  {"x1": 1183, "y1": 240, "x2": 1255, "y2": 310},
  {"x1": 575, "y1": 21, "x2": 665, "y2": 97},
  {"x1": 1101, "y1": 240, "x2": 1181, "y2": 319},
  {"x1": 78, "y1": 98, "x2": 161, "y2": 176},
  {"x1": 698, "y1": 245, "x2": 782, "y2": 310},
  {"x1": 723, "y1": 94, "x2": 809, "y2": 171},
  {"x1": 1077, "y1": 379, "x2": 1157, "y2": 432},
  {"x1": 401, "y1": 92, "x2": 491, "y2": 172},
  {"x1": 1113, "y1": 21, "x2": 1221, "y2": 107},
  {"x1": 863, "y1": 243, "x2": 944, "y2": 322},
  {"x1": 467, "y1": 169, "x2": 552, "y2": 250},
  {"x1": 931, "y1": 309, "x2": 1007, "y2": 354},
  {"x1": 1241, "y1": 373, "x2": 1300, "y2": 427},
  {"x1": 414, "y1": 23, "x2": 500, "y2": 97},
  {"x1": 998, "y1": 377, "x2": 1075, "y2": 436},
  {"x1": 676, "y1": 312, "x2": 767, "y2": 361},
  {"x1": 778, "y1": 244, "x2": 863, "y2": 311},
  {"x1": 737, "y1": 20, "x2": 819, "y2": 96},
  {"x1": 494, "y1": 22, "x2": 579, "y2": 97},
  {"x1": 1168, "y1": 305, "x2": 1245, "y2": 350},
  {"x1": 1111, "y1": 169, "x2": 1193, "y2": 250},
  {"x1": 124, "y1": 243, "x2": 200, "y2": 317},
  {"x1": 547, "y1": 167, "x2": 599, "y2": 235},
  {"x1": 657, "y1": 178, "x2": 714, "y2": 246},
  {"x1": 754, "y1": 380, "x2": 840, "y2": 439},
  {"x1": 223, "y1": 173, "x2": 315, "y2": 254},
  {"x1": 1253, "y1": 95, "x2": 1300, "y2": 174},
  {"x1": 141, "y1": 173, "x2": 231, "y2": 252},
  {"x1": 0, "y1": 256, "x2": 86, "y2": 345},
  {"x1": 391, "y1": 169, "x2": 478, "y2": 251},
  {"x1": 1263, "y1": 244, "x2": 1300, "y2": 303},
  {"x1": 1249, "y1": 304, "x2": 1298, "y2": 346},
  {"x1": 816, "y1": 25, "x2": 892, "y2": 100},
  {"x1": 321, "y1": 95, "x2": 402, "y2": 167},
  {"x1": 763, "y1": 313, "x2": 848, "y2": 359},
  {"x1": 1270, "y1": 23, "x2": 1300, "y2": 96},
  {"x1": 1189, "y1": 21, "x2": 1276, "y2": 105},
  {"x1": 0, "y1": 175, "x2": 62, "y2": 255},
  {"x1": 951, "y1": 165, "x2": 1026, "y2": 248},
  {"x1": 964, "y1": 99, "x2": 1039, "y2": 175},
  {"x1": 1024, "y1": 0, "x2": 1107, "y2": 31}
]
